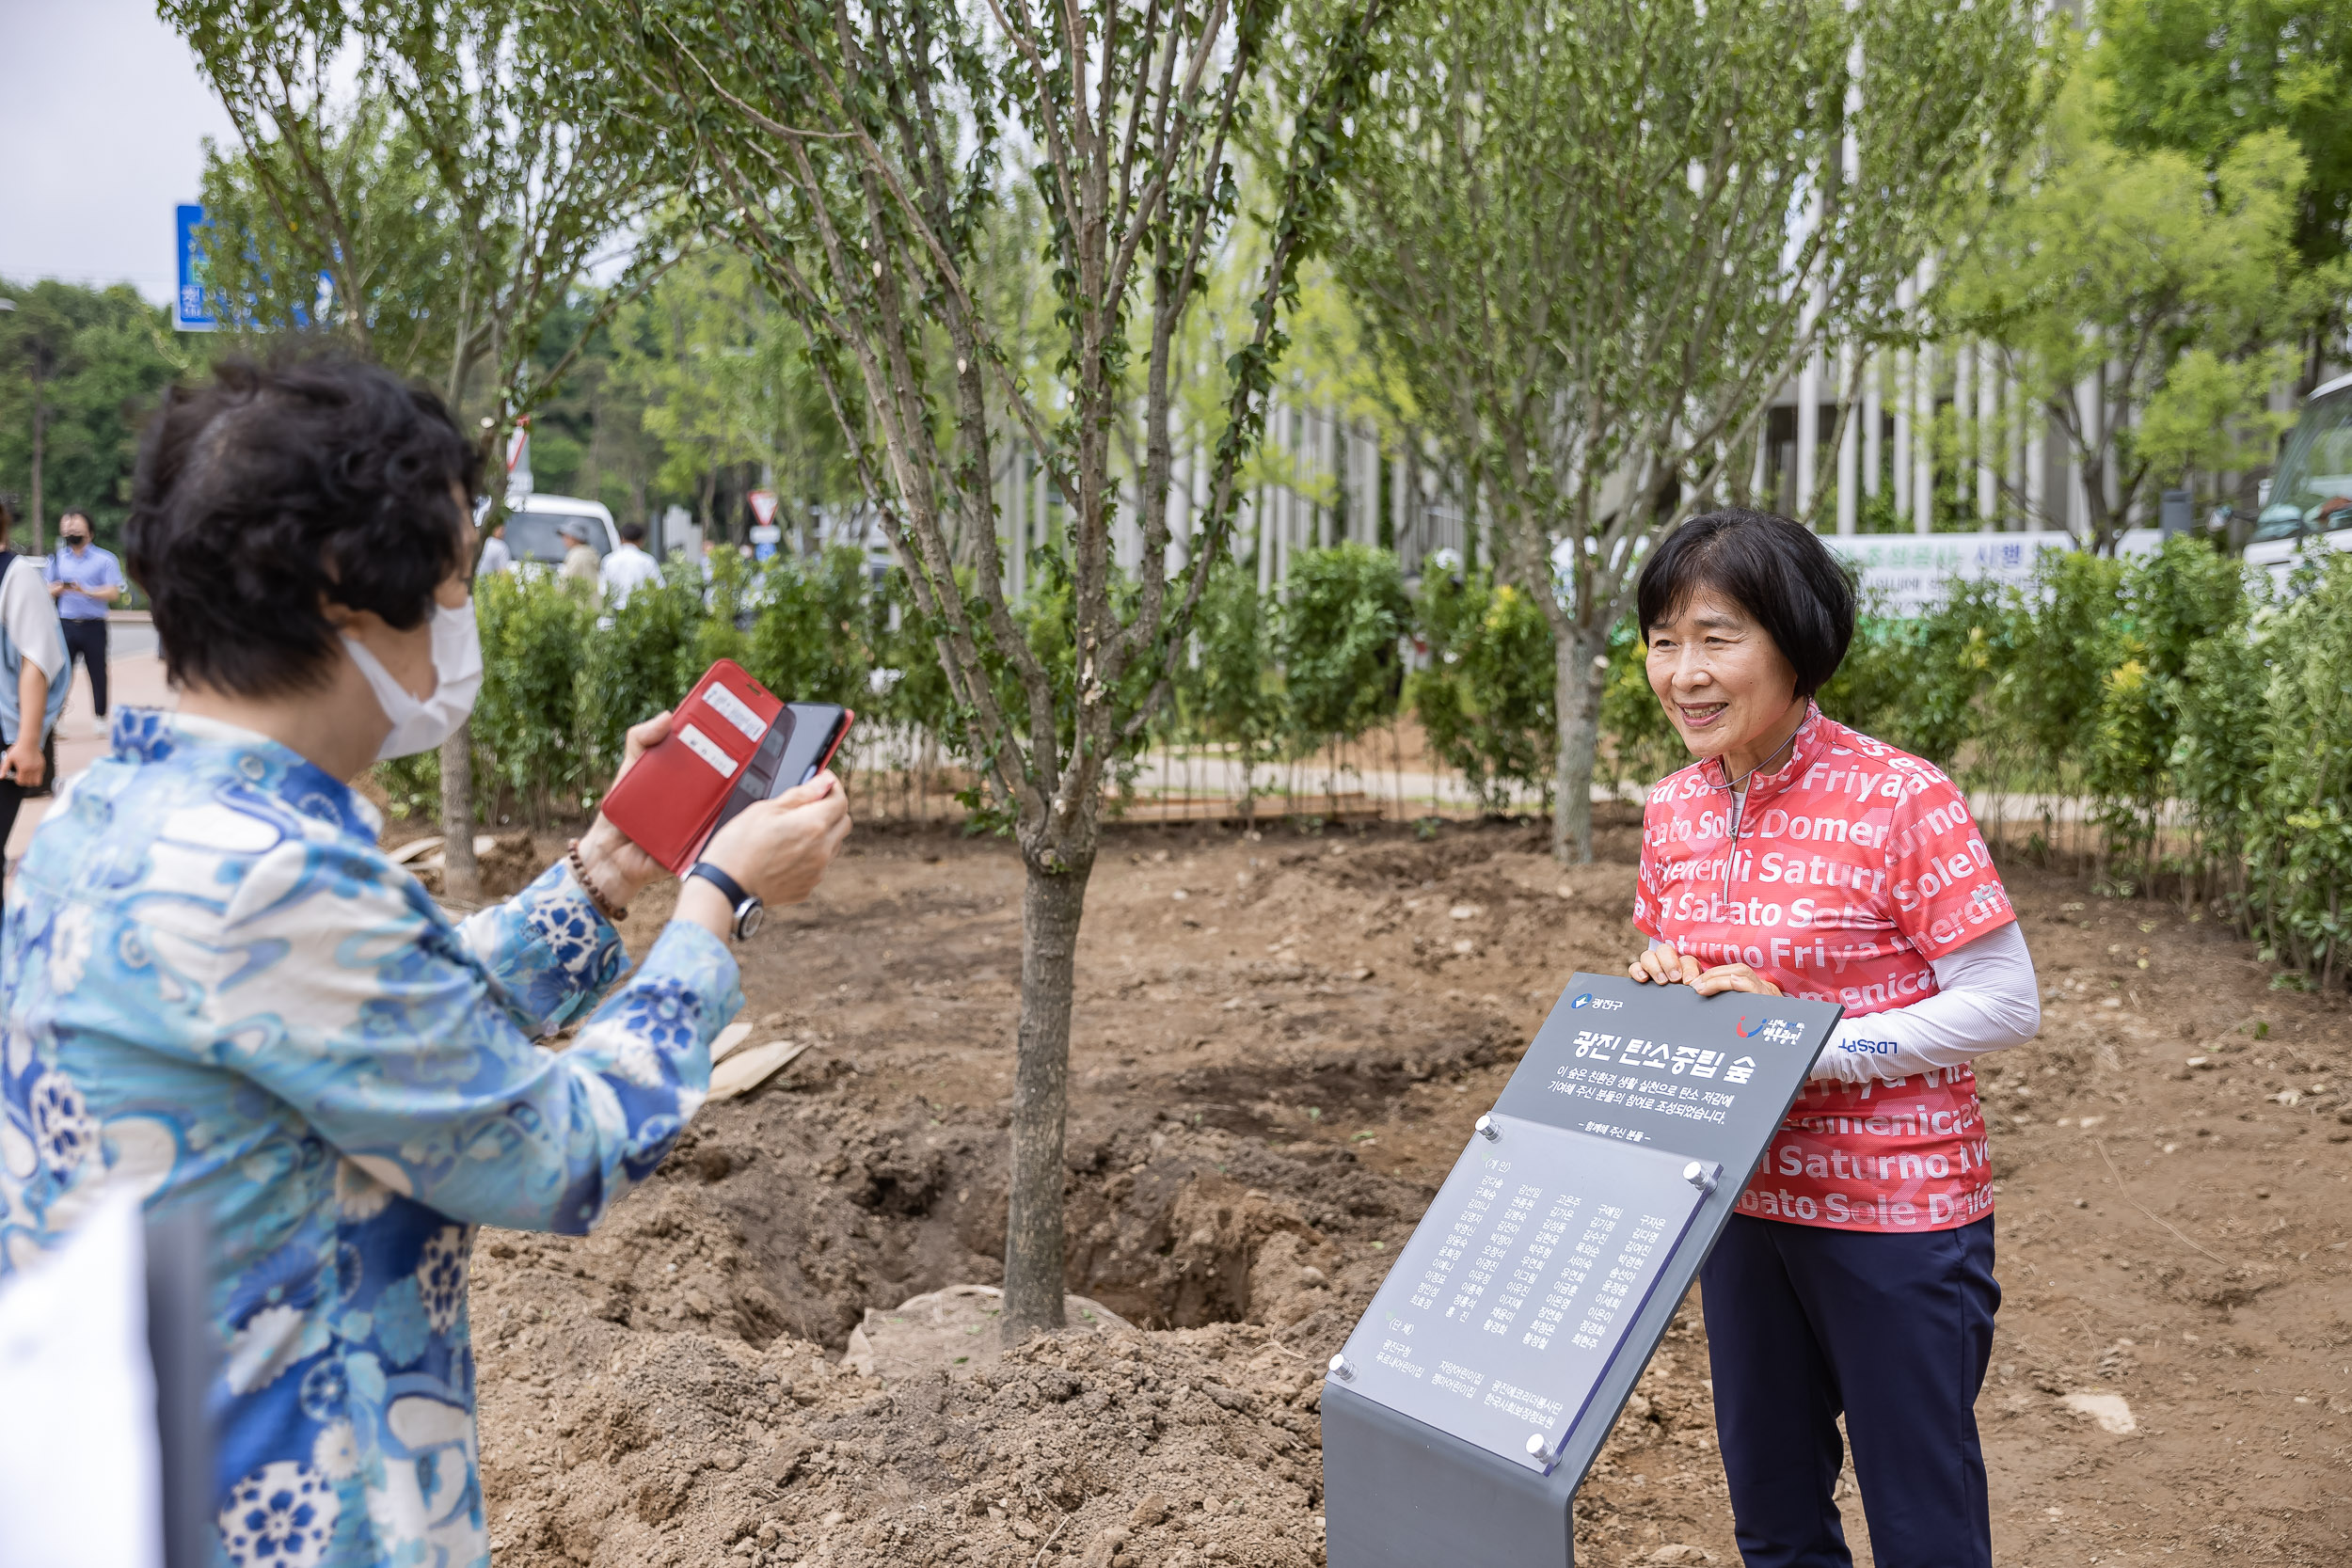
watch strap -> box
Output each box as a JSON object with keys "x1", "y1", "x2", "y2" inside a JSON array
[{"x1": 686, "y1": 861, "x2": 752, "y2": 911}]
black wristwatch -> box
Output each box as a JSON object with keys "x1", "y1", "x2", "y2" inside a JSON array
[{"x1": 686, "y1": 862, "x2": 764, "y2": 942}]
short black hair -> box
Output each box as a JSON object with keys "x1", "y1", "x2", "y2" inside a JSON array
[
  {"x1": 619, "y1": 521, "x2": 645, "y2": 544},
  {"x1": 1636, "y1": 508, "x2": 1854, "y2": 697},
  {"x1": 58, "y1": 509, "x2": 93, "y2": 531},
  {"x1": 127, "y1": 356, "x2": 479, "y2": 698}
]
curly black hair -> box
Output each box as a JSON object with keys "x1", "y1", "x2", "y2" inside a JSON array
[
  {"x1": 1635, "y1": 508, "x2": 1856, "y2": 698},
  {"x1": 127, "y1": 356, "x2": 480, "y2": 697}
]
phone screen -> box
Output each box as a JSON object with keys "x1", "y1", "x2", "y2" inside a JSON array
[
  {"x1": 702, "y1": 703, "x2": 850, "y2": 845},
  {"x1": 770, "y1": 703, "x2": 850, "y2": 794}
]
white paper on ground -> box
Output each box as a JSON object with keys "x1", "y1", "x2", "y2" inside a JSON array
[{"x1": 0, "y1": 1187, "x2": 163, "y2": 1568}]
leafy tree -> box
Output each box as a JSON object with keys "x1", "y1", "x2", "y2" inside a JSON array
[
  {"x1": 2098, "y1": 0, "x2": 2352, "y2": 382},
  {"x1": 1327, "y1": 0, "x2": 2040, "y2": 863},
  {"x1": 1941, "y1": 60, "x2": 2310, "y2": 549},
  {"x1": 167, "y1": 0, "x2": 684, "y2": 897},
  {"x1": 579, "y1": 0, "x2": 1385, "y2": 1338},
  {"x1": 0, "y1": 279, "x2": 191, "y2": 552},
  {"x1": 608, "y1": 252, "x2": 851, "y2": 545},
  {"x1": 193, "y1": 96, "x2": 465, "y2": 375}
]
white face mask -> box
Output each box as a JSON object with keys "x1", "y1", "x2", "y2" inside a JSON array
[{"x1": 342, "y1": 598, "x2": 485, "y2": 761}]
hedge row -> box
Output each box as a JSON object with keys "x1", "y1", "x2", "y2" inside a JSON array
[{"x1": 396, "y1": 540, "x2": 2352, "y2": 987}]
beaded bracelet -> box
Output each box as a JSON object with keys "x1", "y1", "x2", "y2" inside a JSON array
[{"x1": 566, "y1": 838, "x2": 630, "y2": 924}]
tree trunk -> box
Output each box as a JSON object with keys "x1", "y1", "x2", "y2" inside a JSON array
[
  {"x1": 28, "y1": 370, "x2": 45, "y2": 557},
  {"x1": 438, "y1": 726, "x2": 481, "y2": 902},
  {"x1": 1002, "y1": 844, "x2": 1093, "y2": 1342},
  {"x1": 1551, "y1": 620, "x2": 1610, "y2": 863}
]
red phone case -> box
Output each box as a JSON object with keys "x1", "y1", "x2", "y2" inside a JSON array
[{"x1": 600, "y1": 660, "x2": 786, "y2": 875}]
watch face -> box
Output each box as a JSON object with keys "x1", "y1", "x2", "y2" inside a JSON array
[{"x1": 734, "y1": 900, "x2": 766, "y2": 942}]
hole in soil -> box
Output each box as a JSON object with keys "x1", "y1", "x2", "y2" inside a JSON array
[{"x1": 669, "y1": 1094, "x2": 1415, "y2": 1346}]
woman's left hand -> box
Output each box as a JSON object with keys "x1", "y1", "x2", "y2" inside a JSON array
[
  {"x1": 1690, "y1": 962, "x2": 1783, "y2": 998},
  {"x1": 575, "y1": 711, "x2": 676, "y2": 906}
]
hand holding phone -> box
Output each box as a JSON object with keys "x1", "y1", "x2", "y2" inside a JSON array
[
  {"x1": 699, "y1": 769, "x2": 851, "y2": 910},
  {"x1": 597, "y1": 660, "x2": 854, "y2": 877}
]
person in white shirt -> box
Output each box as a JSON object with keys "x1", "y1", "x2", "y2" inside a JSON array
[
  {"x1": 476, "y1": 517, "x2": 514, "y2": 578},
  {"x1": 0, "y1": 498, "x2": 68, "y2": 904},
  {"x1": 598, "y1": 521, "x2": 662, "y2": 607}
]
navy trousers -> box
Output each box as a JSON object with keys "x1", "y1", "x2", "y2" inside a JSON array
[{"x1": 1699, "y1": 1213, "x2": 1999, "y2": 1568}]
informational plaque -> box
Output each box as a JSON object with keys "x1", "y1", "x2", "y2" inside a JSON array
[
  {"x1": 1323, "y1": 973, "x2": 1840, "y2": 1566},
  {"x1": 1332, "y1": 1117, "x2": 1713, "y2": 1471}
]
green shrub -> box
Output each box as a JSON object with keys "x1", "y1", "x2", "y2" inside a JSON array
[
  {"x1": 1408, "y1": 568, "x2": 1556, "y2": 812},
  {"x1": 575, "y1": 564, "x2": 706, "y2": 803},
  {"x1": 472, "y1": 569, "x2": 595, "y2": 822},
  {"x1": 2243, "y1": 555, "x2": 2352, "y2": 987},
  {"x1": 1276, "y1": 545, "x2": 1410, "y2": 760}
]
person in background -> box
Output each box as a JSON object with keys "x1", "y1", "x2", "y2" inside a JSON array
[
  {"x1": 599, "y1": 519, "x2": 661, "y2": 607},
  {"x1": 1625, "y1": 509, "x2": 2036, "y2": 1568},
  {"x1": 0, "y1": 499, "x2": 68, "y2": 900},
  {"x1": 0, "y1": 356, "x2": 851, "y2": 1568},
  {"x1": 474, "y1": 515, "x2": 514, "y2": 578},
  {"x1": 556, "y1": 515, "x2": 601, "y2": 589},
  {"x1": 43, "y1": 508, "x2": 124, "y2": 730}
]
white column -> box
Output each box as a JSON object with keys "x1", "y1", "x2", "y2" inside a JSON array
[
  {"x1": 2023, "y1": 385, "x2": 2045, "y2": 530},
  {"x1": 1797, "y1": 344, "x2": 1821, "y2": 517},
  {"x1": 1836, "y1": 342, "x2": 1859, "y2": 535},
  {"x1": 1750, "y1": 422, "x2": 1769, "y2": 506},
  {"x1": 1977, "y1": 347, "x2": 1998, "y2": 521},
  {"x1": 1913, "y1": 341, "x2": 1937, "y2": 532},
  {"x1": 1862, "y1": 349, "x2": 1883, "y2": 502},
  {"x1": 1892, "y1": 347, "x2": 1912, "y2": 519},
  {"x1": 1953, "y1": 343, "x2": 1974, "y2": 513}
]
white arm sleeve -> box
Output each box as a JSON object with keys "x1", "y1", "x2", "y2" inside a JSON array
[
  {"x1": 1, "y1": 558, "x2": 65, "y2": 680},
  {"x1": 1807, "y1": 922, "x2": 2041, "y2": 1084},
  {"x1": 1646, "y1": 922, "x2": 2041, "y2": 1084}
]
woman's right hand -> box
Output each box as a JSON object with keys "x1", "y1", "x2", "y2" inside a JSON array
[
  {"x1": 699, "y1": 770, "x2": 852, "y2": 907},
  {"x1": 1629, "y1": 943, "x2": 1701, "y2": 986}
]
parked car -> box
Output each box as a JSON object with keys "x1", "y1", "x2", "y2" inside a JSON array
[
  {"x1": 503, "y1": 494, "x2": 619, "y2": 567},
  {"x1": 2249, "y1": 372, "x2": 2352, "y2": 588}
]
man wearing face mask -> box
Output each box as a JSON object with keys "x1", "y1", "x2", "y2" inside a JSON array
[
  {"x1": 43, "y1": 508, "x2": 125, "y2": 728},
  {"x1": 0, "y1": 357, "x2": 852, "y2": 1568}
]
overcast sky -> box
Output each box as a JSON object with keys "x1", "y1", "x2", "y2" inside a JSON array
[{"x1": 0, "y1": 0, "x2": 236, "y2": 306}]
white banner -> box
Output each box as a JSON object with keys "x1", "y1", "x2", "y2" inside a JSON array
[{"x1": 1824, "y1": 531, "x2": 2074, "y2": 616}]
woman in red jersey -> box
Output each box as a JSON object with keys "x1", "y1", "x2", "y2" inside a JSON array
[{"x1": 1627, "y1": 510, "x2": 2039, "y2": 1568}]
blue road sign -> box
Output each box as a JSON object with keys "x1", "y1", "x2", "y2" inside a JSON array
[{"x1": 174, "y1": 204, "x2": 215, "y2": 332}]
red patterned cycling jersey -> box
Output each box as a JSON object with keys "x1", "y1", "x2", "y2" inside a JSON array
[{"x1": 1632, "y1": 703, "x2": 2014, "y2": 1233}]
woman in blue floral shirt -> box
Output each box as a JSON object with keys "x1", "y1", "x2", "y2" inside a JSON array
[{"x1": 0, "y1": 357, "x2": 850, "y2": 1568}]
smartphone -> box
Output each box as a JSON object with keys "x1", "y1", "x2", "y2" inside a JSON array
[{"x1": 706, "y1": 702, "x2": 853, "y2": 840}]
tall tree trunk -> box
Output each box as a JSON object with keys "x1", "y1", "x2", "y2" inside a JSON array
[
  {"x1": 1002, "y1": 844, "x2": 1093, "y2": 1341},
  {"x1": 28, "y1": 368, "x2": 45, "y2": 557},
  {"x1": 438, "y1": 730, "x2": 480, "y2": 901},
  {"x1": 1551, "y1": 619, "x2": 1610, "y2": 863}
]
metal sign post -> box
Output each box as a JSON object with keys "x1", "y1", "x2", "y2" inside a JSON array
[{"x1": 1321, "y1": 973, "x2": 1839, "y2": 1568}]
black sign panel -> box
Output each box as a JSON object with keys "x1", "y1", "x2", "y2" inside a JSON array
[{"x1": 1327, "y1": 973, "x2": 1838, "y2": 1482}]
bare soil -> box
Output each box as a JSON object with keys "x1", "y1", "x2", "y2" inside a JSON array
[{"x1": 451, "y1": 813, "x2": 2352, "y2": 1568}]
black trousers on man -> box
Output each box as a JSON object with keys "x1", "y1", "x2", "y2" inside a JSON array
[{"x1": 61, "y1": 617, "x2": 108, "y2": 718}]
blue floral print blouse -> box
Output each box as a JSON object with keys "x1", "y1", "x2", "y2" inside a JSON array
[{"x1": 0, "y1": 710, "x2": 743, "y2": 1568}]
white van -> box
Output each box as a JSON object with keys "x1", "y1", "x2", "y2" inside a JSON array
[
  {"x1": 2249, "y1": 372, "x2": 2352, "y2": 587},
  {"x1": 501, "y1": 494, "x2": 620, "y2": 567}
]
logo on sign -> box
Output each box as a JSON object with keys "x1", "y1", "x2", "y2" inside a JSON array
[
  {"x1": 1568, "y1": 993, "x2": 1624, "y2": 1011},
  {"x1": 1734, "y1": 1016, "x2": 1804, "y2": 1047}
]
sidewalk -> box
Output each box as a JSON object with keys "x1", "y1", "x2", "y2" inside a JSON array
[{"x1": 5, "y1": 619, "x2": 172, "y2": 869}]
